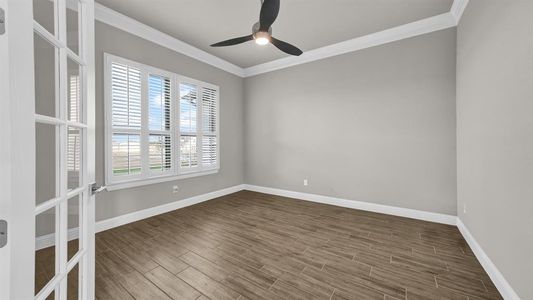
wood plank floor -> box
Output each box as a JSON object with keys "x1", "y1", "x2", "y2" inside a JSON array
[{"x1": 36, "y1": 191, "x2": 503, "y2": 299}]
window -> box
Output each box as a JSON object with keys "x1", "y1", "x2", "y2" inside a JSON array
[{"x1": 105, "y1": 54, "x2": 219, "y2": 188}]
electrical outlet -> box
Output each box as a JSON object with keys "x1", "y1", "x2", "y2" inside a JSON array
[
  {"x1": 303, "y1": 179, "x2": 308, "y2": 186},
  {"x1": 172, "y1": 185, "x2": 179, "y2": 194},
  {"x1": 463, "y1": 203, "x2": 467, "y2": 214}
]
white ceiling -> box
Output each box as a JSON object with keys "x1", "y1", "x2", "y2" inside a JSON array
[{"x1": 95, "y1": 0, "x2": 454, "y2": 68}]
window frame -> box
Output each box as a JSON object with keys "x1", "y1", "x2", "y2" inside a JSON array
[{"x1": 104, "y1": 53, "x2": 220, "y2": 191}]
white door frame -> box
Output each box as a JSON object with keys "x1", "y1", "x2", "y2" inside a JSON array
[
  {"x1": 0, "y1": 1, "x2": 37, "y2": 299},
  {"x1": 0, "y1": 0, "x2": 96, "y2": 299}
]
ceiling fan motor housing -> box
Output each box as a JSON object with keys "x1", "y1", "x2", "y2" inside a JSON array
[{"x1": 252, "y1": 22, "x2": 272, "y2": 35}]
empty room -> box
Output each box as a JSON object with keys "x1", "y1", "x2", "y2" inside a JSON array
[{"x1": 1, "y1": 0, "x2": 531, "y2": 299}]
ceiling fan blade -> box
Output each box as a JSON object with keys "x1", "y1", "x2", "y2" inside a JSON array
[
  {"x1": 259, "y1": 0, "x2": 280, "y2": 31},
  {"x1": 211, "y1": 35, "x2": 254, "y2": 47},
  {"x1": 271, "y1": 37, "x2": 303, "y2": 56}
]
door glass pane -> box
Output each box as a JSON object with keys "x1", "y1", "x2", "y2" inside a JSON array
[
  {"x1": 34, "y1": 33, "x2": 58, "y2": 118},
  {"x1": 36, "y1": 123, "x2": 58, "y2": 205},
  {"x1": 66, "y1": 1, "x2": 80, "y2": 55},
  {"x1": 68, "y1": 127, "x2": 82, "y2": 190},
  {"x1": 68, "y1": 194, "x2": 81, "y2": 261},
  {"x1": 35, "y1": 208, "x2": 57, "y2": 299},
  {"x1": 68, "y1": 58, "x2": 81, "y2": 122},
  {"x1": 33, "y1": 0, "x2": 55, "y2": 35},
  {"x1": 67, "y1": 264, "x2": 80, "y2": 300}
]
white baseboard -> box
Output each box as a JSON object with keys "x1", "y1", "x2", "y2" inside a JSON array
[
  {"x1": 243, "y1": 184, "x2": 457, "y2": 225},
  {"x1": 457, "y1": 219, "x2": 521, "y2": 300},
  {"x1": 95, "y1": 184, "x2": 245, "y2": 233},
  {"x1": 35, "y1": 227, "x2": 80, "y2": 251},
  {"x1": 35, "y1": 183, "x2": 518, "y2": 299},
  {"x1": 35, "y1": 184, "x2": 245, "y2": 250}
]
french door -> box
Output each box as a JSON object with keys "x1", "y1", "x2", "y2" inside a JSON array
[{"x1": 0, "y1": 0, "x2": 96, "y2": 299}]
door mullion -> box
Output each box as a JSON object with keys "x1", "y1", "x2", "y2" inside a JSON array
[{"x1": 57, "y1": 0, "x2": 69, "y2": 299}]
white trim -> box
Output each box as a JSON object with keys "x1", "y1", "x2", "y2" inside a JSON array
[
  {"x1": 94, "y1": 3, "x2": 245, "y2": 77},
  {"x1": 92, "y1": 1, "x2": 468, "y2": 78},
  {"x1": 1, "y1": 0, "x2": 37, "y2": 298},
  {"x1": 450, "y1": 0, "x2": 470, "y2": 25},
  {"x1": 243, "y1": 13, "x2": 457, "y2": 77},
  {"x1": 457, "y1": 219, "x2": 521, "y2": 300},
  {"x1": 106, "y1": 169, "x2": 219, "y2": 191},
  {"x1": 243, "y1": 185, "x2": 457, "y2": 225},
  {"x1": 35, "y1": 184, "x2": 245, "y2": 250}
]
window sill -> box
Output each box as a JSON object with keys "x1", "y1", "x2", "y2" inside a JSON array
[{"x1": 106, "y1": 169, "x2": 219, "y2": 191}]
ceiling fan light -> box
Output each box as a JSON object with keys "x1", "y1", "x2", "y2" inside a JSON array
[
  {"x1": 254, "y1": 31, "x2": 270, "y2": 45},
  {"x1": 255, "y1": 37, "x2": 270, "y2": 45}
]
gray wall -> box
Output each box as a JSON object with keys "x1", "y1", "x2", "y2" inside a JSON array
[
  {"x1": 35, "y1": 21, "x2": 245, "y2": 236},
  {"x1": 94, "y1": 21, "x2": 245, "y2": 222},
  {"x1": 456, "y1": 1, "x2": 533, "y2": 298},
  {"x1": 244, "y1": 29, "x2": 457, "y2": 215}
]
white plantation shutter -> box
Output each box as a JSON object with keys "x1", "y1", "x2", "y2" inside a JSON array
[
  {"x1": 111, "y1": 134, "x2": 141, "y2": 175},
  {"x1": 179, "y1": 83, "x2": 199, "y2": 170},
  {"x1": 110, "y1": 62, "x2": 143, "y2": 176},
  {"x1": 148, "y1": 75, "x2": 171, "y2": 131},
  {"x1": 149, "y1": 135, "x2": 172, "y2": 171},
  {"x1": 148, "y1": 75, "x2": 172, "y2": 173},
  {"x1": 105, "y1": 54, "x2": 219, "y2": 187},
  {"x1": 201, "y1": 87, "x2": 218, "y2": 168},
  {"x1": 111, "y1": 62, "x2": 142, "y2": 129}
]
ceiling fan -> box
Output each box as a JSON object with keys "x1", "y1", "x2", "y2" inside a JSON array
[{"x1": 210, "y1": 0, "x2": 303, "y2": 56}]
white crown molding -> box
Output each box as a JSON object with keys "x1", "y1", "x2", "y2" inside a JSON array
[
  {"x1": 244, "y1": 184, "x2": 457, "y2": 225},
  {"x1": 450, "y1": 0, "x2": 470, "y2": 25},
  {"x1": 457, "y1": 219, "x2": 521, "y2": 300},
  {"x1": 93, "y1": 0, "x2": 467, "y2": 78},
  {"x1": 244, "y1": 12, "x2": 456, "y2": 77},
  {"x1": 94, "y1": 3, "x2": 245, "y2": 77}
]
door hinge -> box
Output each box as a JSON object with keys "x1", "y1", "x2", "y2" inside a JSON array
[
  {"x1": 0, "y1": 220, "x2": 7, "y2": 248},
  {"x1": 0, "y1": 8, "x2": 5, "y2": 35}
]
